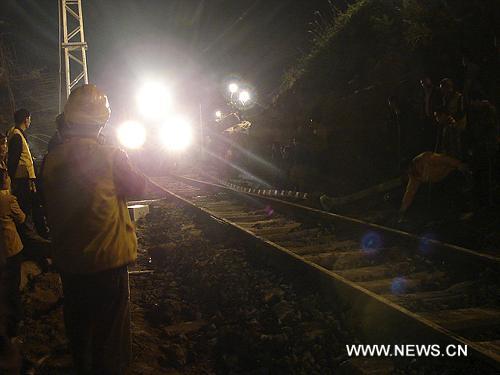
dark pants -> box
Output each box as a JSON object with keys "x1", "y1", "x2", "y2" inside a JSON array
[
  {"x1": 11, "y1": 179, "x2": 37, "y2": 240},
  {"x1": 10, "y1": 179, "x2": 32, "y2": 219},
  {"x1": 472, "y1": 146, "x2": 496, "y2": 206},
  {"x1": 61, "y1": 266, "x2": 131, "y2": 375},
  {"x1": 11, "y1": 178, "x2": 49, "y2": 240},
  {"x1": 1, "y1": 253, "x2": 22, "y2": 338},
  {"x1": 11, "y1": 179, "x2": 51, "y2": 271},
  {"x1": 0, "y1": 265, "x2": 21, "y2": 375}
]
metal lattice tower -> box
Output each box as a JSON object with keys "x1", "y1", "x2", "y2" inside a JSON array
[{"x1": 60, "y1": 0, "x2": 89, "y2": 101}]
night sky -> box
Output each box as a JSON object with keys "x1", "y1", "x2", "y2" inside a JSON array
[{"x1": 1, "y1": 0, "x2": 335, "y2": 121}]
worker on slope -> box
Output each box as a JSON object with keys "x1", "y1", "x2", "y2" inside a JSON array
[
  {"x1": 399, "y1": 151, "x2": 469, "y2": 215},
  {"x1": 42, "y1": 84, "x2": 146, "y2": 374}
]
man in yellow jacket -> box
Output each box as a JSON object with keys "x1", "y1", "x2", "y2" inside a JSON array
[
  {"x1": 400, "y1": 151, "x2": 469, "y2": 214},
  {"x1": 0, "y1": 169, "x2": 26, "y2": 340},
  {"x1": 42, "y1": 84, "x2": 146, "y2": 374},
  {"x1": 7, "y1": 110, "x2": 37, "y2": 229}
]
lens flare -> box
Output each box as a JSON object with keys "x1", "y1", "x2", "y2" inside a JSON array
[
  {"x1": 239, "y1": 90, "x2": 250, "y2": 104},
  {"x1": 391, "y1": 277, "x2": 407, "y2": 295},
  {"x1": 160, "y1": 116, "x2": 193, "y2": 151},
  {"x1": 117, "y1": 121, "x2": 146, "y2": 149},
  {"x1": 137, "y1": 82, "x2": 170, "y2": 118},
  {"x1": 419, "y1": 233, "x2": 437, "y2": 254},
  {"x1": 228, "y1": 83, "x2": 238, "y2": 93},
  {"x1": 361, "y1": 231, "x2": 382, "y2": 252}
]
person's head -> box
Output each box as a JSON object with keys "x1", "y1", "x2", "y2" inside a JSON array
[
  {"x1": 13, "y1": 108, "x2": 31, "y2": 129},
  {"x1": 62, "y1": 84, "x2": 110, "y2": 138},
  {"x1": 420, "y1": 77, "x2": 433, "y2": 89},
  {"x1": 0, "y1": 169, "x2": 10, "y2": 191},
  {"x1": 439, "y1": 78, "x2": 454, "y2": 96}
]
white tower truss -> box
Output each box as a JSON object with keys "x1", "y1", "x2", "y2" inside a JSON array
[{"x1": 60, "y1": 0, "x2": 89, "y2": 100}]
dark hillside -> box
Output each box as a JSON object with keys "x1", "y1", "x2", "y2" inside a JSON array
[{"x1": 248, "y1": 0, "x2": 499, "y2": 194}]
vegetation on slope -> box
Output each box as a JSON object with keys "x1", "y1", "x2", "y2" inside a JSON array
[{"x1": 249, "y1": 0, "x2": 499, "y2": 193}]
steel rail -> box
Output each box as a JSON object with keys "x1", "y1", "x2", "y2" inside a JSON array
[
  {"x1": 145, "y1": 175, "x2": 500, "y2": 370},
  {"x1": 174, "y1": 175, "x2": 500, "y2": 267}
]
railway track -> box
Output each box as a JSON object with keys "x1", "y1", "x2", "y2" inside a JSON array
[{"x1": 146, "y1": 174, "x2": 500, "y2": 370}]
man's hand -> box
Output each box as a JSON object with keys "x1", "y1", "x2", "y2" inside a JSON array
[
  {"x1": 447, "y1": 115, "x2": 457, "y2": 126},
  {"x1": 29, "y1": 179, "x2": 37, "y2": 193}
]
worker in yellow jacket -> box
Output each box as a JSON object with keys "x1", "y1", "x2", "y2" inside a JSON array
[
  {"x1": 0, "y1": 169, "x2": 25, "y2": 341},
  {"x1": 7, "y1": 110, "x2": 37, "y2": 232},
  {"x1": 400, "y1": 151, "x2": 469, "y2": 214},
  {"x1": 42, "y1": 84, "x2": 146, "y2": 374}
]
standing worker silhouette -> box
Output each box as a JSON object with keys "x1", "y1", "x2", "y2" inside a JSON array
[{"x1": 42, "y1": 84, "x2": 146, "y2": 374}]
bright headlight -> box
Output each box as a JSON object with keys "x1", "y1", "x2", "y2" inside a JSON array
[
  {"x1": 160, "y1": 116, "x2": 193, "y2": 151},
  {"x1": 117, "y1": 121, "x2": 146, "y2": 149},
  {"x1": 137, "y1": 82, "x2": 170, "y2": 118},
  {"x1": 228, "y1": 83, "x2": 238, "y2": 94}
]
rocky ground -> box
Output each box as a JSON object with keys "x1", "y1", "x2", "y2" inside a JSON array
[
  {"x1": 17, "y1": 199, "x2": 354, "y2": 374},
  {"x1": 16, "y1": 197, "x2": 492, "y2": 374},
  {"x1": 336, "y1": 185, "x2": 500, "y2": 256}
]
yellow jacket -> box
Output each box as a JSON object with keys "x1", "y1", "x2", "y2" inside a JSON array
[
  {"x1": 7, "y1": 127, "x2": 36, "y2": 179},
  {"x1": 400, "y1": 152, "x2": 464, "y2": 212},
  {"x1": 42, "y1": 137, "x2": 146, "y2": 274},
  {"x1": 0, "y1": 190, "x2": 25, "y2": 258}
]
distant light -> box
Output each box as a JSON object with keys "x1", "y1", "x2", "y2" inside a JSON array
[
  {"x1": 215, "y1": 110, "x2": 222, "y2": 119},
  {"x1": 228, "y1": 83, "x2": 239, "y2": 94},
  {"x1": 117, "y1": 121, "x2": 146, "y2": 149},
  {"x1": 239, "y1": 90, "x2": 250, "y2": 104},
  {"x1": 160, "y1": 116, "x2": 193, "y2": 151},
  {"x1": 137, "y1": 82, "x2": 170, "y2": 118}
]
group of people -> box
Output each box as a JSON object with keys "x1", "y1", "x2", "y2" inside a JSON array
[
  {"x1": 393, "y1": 75, "x2": 498, "y2": 215},
  {"x1": 264, "y1": 70, "x2": 498, "y2": 216},
  {"x1": 0, "y1": 107, "x2": 48, "y2": 373},
  {"x1": 268, "y1": 120, "x2": 328, "y2": 192},
  {"x1": 0, "y1": 84, "x2": 146, "y2": 374}
]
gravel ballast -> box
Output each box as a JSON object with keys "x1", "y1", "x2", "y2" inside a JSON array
[{"x1": 17, "y1": 199, "x2": 486, "y2": 374}]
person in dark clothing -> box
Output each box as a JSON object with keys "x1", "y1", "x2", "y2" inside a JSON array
[
  {"x1": 437, "y1": 79, "x2": 466, "y2": 159},
  {"x1": 462, "y1": 54, "x2": 485, "y2": 108},
  {"x1": 467, "y1": 92, "x2": 499, "y2": 206},
  {"x1": 419, "y1": 77, "x2": 441, "y2": 151},
  {"x1": 0, "y1": 281, "x2": 21, "y2": 375},
  {"x1": 387, "y1": 95, "x2": 407, "y2": 172},
  {"x1": 288, "y1": 135, "x2": 310, "y2": 191}
]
